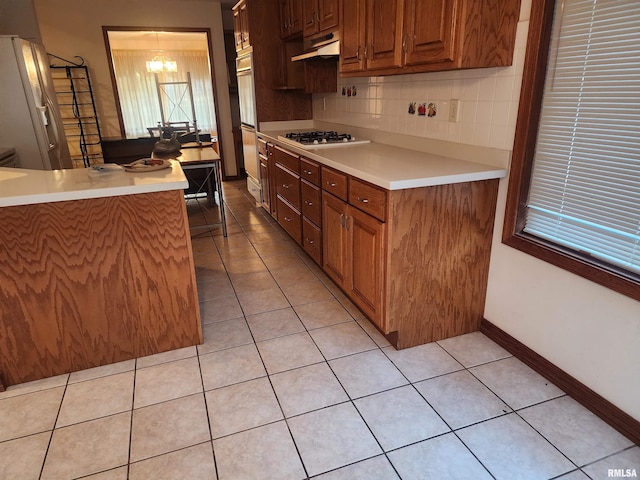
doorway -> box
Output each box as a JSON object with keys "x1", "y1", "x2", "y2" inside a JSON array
[{"x1": 103, "y1": 27, "x2": 222, "y2": 152}]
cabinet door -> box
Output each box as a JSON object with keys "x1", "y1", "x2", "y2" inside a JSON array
[
  {"x1": 290, "y1": 0, "x2": 304, "y2": 36},
  {"x1": 347, "y1": 206, "x2": 385, "y2": 329},
  {"x1": 279, "y1": 0, "x2": 292, "y2": 38},
  {"x1": 303, "y1": 0, "x2": 318, "y2": 36},
  {"x1": 240, "y1": 1, "x2": 250, "y2": 49},
  {"x1": 340, "y1": 0, "x2": 366, "y2": 73},
  {"x1": 403, "y1": 0, "x2": 457, "y2": 66},
  {"x1": 318, "y1": 0, "x2": 339, "y2": 32},
  {"x1": 366, "y1": 0, "x2": 405, "y2": 70},
  {"x1": 233, "y1": 6, "x2": 244, "y2": 51},
  {"x1": 322, "y1": 191, "x2": 348, "y2": 287}
]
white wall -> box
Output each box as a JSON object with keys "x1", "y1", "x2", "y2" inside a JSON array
[
  {"x1": 33, "y1": 0, "x2": 237, "y2": 176},
  {"x1": 316, "y1": 0, "x2": 640, "y2": 421}
]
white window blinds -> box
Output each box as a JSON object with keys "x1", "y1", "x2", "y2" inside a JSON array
[{"x1": 525, "y1": 0, "x2": 640, "y2": 275}]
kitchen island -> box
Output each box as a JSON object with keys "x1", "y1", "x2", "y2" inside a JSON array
[
  {"x1": 258, "y1": 129, "x2": 508, "y2": 349},
  {"x1": 0, "y1": 162, "x2": 202, "y2": 387}
]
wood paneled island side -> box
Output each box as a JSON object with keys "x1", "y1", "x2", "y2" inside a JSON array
[{"x1": 0, "y1": 162, "x2": 202, "y2": 386}]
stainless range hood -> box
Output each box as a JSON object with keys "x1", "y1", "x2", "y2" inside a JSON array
[{"x1": 291, "y1": 31, "x2": 339, "y2": 62}]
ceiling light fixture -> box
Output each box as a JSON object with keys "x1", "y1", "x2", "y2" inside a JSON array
[{"x1": 146, "y1": 32, "x2": 177, "y2": 73}]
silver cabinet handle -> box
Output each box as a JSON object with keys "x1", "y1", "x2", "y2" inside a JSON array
[
  {"x1": 339, "y1": 213, "x2": 344, "y2": 227},
  {"x1": 356, "y1": 46, "x2": 361, "y2": 61},
  {"x1": 303, "y1": 169, "x2": 312, "y2": 175},
  {"x1": 305, "y1": 200, "x2": 312, "y2": 206},
  {"x1": 327, "y1": 181, "x2": 336, "y2": 187},
  {"x1": 284, "y1": 216, "x2": 292, "y2": 222},
  {"x1": 306, "y1": 238, "x2": 314, "y2": 245},
  {"x1": 316, "y1": 11, "x2": 320, "y2": 23},
  {"x1": 282, "y1": 184, "x2": 290, "y2": 189},
  {"x1": 357, "y1": 197, "x2": 369, "y2": 203}
]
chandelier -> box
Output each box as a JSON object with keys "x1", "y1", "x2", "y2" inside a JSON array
[{"x1": 146, "y1": 32, "x2": 177, "y2": 73}]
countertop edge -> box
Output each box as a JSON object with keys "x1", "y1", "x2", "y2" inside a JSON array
[
  {"x1": 258, "y1": 131, "x2": 508, "y2": 190},
  {"x1": 0, "y1": 161, "x2": 189, "y2": 208}
]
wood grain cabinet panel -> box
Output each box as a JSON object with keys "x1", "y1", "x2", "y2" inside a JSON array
[
  {"x1": 301, "y1": 179, "x2": 322, "y2": 226},
  {"x1": 403, "y1": 0, "x2": 456, "y2": 66},
  {"x1": 339, "y1": 0, "x2": 367, "y2": 73},
  {"x1": 348, "y1": 206, "x2": 385, "y2": 328},
  {"x1": 304, "y1": 0, "x2": 339, "y2": 36},
  {"x1": 280, "y1": 0, "x2": 303, "y2": 38},
  {"x1": 366, "y1": 0, "x2": 405, "y2": 70},
  {"x1": 277, "y1": 195, "x2": 303, "y2": 243},
  {"x1": 276, "y1": 163, "x2": 301, "y2": 210},
  {"x1": 321, "y1": 166, "x2": 348, "y2": 201},
  {"x1": 303, "y1": 217, "x2": 323, "y2": 265},
  {"x1": 340, "y1": 0, "x2": 521, "y2": 76},
  {"x1": 300, "y1": 157, "x2": 320, "y2": 185},
  {"x1": 0, "y1": 191, "x2": 201, "y2": 386},
  {"x1": 322, "y1": 190, "x2": 349, "y2": 285},
  {"x1": 349, "y1": 177, "x2": 387, "y2": 222}
]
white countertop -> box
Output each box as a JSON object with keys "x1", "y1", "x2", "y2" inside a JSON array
[
  {"x1": 0, "y1": 160, "x2": 188, "y2": 207},
  {"x1": 259, "y1": 130, "x2": 508, "y2": 190}
]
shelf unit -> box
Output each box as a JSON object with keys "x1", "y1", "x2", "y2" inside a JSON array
[{"x1": 50, "y1": 65, "x2": 102, "y2": 167}]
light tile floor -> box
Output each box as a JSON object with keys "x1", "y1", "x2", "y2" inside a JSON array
[{"x1": 1, "y1": 181, "x2": 638, "y2": 480}]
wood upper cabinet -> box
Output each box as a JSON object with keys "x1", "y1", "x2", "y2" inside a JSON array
[
  {"x1": 403, "y1": 0, "x2": 456, "y2": 66},
  {"x1": 280, "y1": 0, "x2": 303, "y2": 39},
  {"x1": 366, "y1": 0, "x2": 405, "y2": 70},
  {"x1": 233, "y1": 0, "x2": 251, "y2": 52},
  {"x1": 339, "y1": 0, "x2": 366, "y2": 73},
  {"x1": 340, "y1": 0, "x2": 521, "y2": 75},
  {"x1": 304, "y1": 0, "x2": 339, "y2": 37}
]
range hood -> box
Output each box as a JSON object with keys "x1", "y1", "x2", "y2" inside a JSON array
[{"x1": 291, "y1": 31, "x2": 339, "y2": 62}]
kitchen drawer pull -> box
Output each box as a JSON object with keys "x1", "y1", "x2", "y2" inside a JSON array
[
  {"x1": 306, "y1": 238, "x2": 314, "y2": 245},
  {"x1": 303, "y1": 169, "x2": 312, "y2": 175},
  {"x1": 339, "y1": 213, "x2": 344, "y2": 228},
  {"x1": 326, "y1": 181, "x2": 337, "y2": 187},
  {"x1": 284, "y1": 216, "x2": 292, "y2": 222},
  {"x1": 357, "y1": 197, "x2": 369, "y2": 203},
  {"x1": 282, "y1": 184, "x2": 290, "y2": 189},
  {"x1": 305, "y1": 200, "x2": 313, "y2": 206}
]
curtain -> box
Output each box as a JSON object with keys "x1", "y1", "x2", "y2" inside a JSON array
[{"x1": 111, "y1": 49, "x2": 218, "y2": 138}]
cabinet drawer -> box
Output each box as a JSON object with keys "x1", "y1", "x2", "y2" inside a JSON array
[
  {"x1": 273, "y1": 145, "x2": 300, "y2": 173},
  {"x1": 275, "y1": 163, "x2": 301, "y2": 210},
  {"x1": 301, "y1": 179, "x2": 322, "y2": 226},
  {"x1": 302, "y1": 217, "x2": 322, "y2": 265},
  {"x1": 321, "y1": 167, "x2": 348, "y2": 200},
  {"x1": 300, "y1": 157, "x2": 320, "y2": 186},
  {"x1": 349, "y1": 178, "x2": 387, "y2": 222},
  {"x1": 257, "y1": 137, "x2": 268, "y2": 156},
  {"x1": 276, "y1": 196, "x2": 302, "y2": 244}
]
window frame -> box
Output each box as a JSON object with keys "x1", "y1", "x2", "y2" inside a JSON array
[{"x1": 503, "y1": 0, "x2": 640, "y2": 302}]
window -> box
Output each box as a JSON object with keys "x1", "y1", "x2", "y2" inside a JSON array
[{"x1": 504, "y1": 0, "x2": 640, "y2": 301}]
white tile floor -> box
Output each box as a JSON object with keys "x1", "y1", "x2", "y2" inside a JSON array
[{"x1": 0, "y1": 181, "x2": 638, "y2": 480}]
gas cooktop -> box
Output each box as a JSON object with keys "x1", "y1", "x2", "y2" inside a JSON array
[{"x1": 277, "y1": 130, "x2": 370, "y2": 149}]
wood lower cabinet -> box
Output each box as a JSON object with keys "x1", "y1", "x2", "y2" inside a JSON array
[{"x1": 339, "y1": 0, "x2": 521, "y2": 76}]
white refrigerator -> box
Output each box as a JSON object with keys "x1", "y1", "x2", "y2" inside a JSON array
[{"x1": 0, "y1": 35, "x2": 72, "y2": 170}]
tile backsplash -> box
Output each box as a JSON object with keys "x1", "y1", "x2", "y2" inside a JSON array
[{"x1": 313, "y1": 16, "x2": 530, "y2": 152}]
